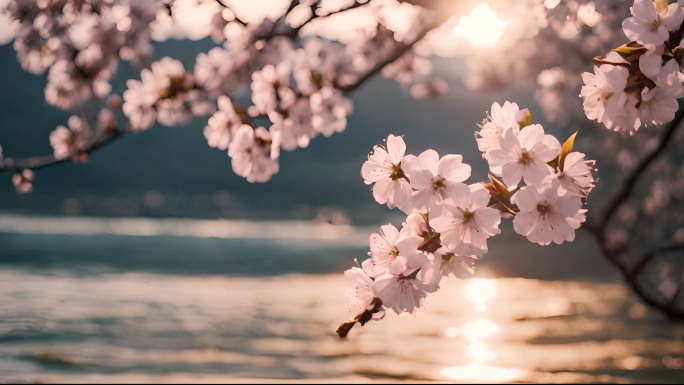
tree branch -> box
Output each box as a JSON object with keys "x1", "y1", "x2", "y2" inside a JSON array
[
  {"x1": 600, "y1": 105, "x2": 684, "y2": 228},
  {"x1": 337, "y1": 18, "x2": 445, "y2": 93},
  {"x1": 0, "y1": 129, "x2": 125, "y2": 173}
]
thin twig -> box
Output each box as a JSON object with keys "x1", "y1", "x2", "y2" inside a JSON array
[
  {"x1": 0, "y1": 130, "x2": 125, "y2": 173},
  {"x1": 338, "y1": 19, "x2": 445, "y2": 93}
]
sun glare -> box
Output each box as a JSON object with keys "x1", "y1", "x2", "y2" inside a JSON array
[{"x1": 451, "y1": 3, "x2": 507, "y2": 47}]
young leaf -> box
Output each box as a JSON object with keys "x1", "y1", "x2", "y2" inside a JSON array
[
  {"x1": 559, "y1": 131, "x2": 577, "y2": 172},
  {"x1": 655, "y1": 0, "x2": 668, "y2": 13},
  {"x1": 518, "y1": 109, "x2": 532, "y2": 129}
]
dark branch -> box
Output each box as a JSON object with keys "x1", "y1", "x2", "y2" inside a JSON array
[
  {"x1": 600, "y1": 105, "x2": 684, "y2": 228},
  {"x1": 336, "y1": 298, "x2": 383, "y2": 338},
  {"x1": 0, "y1": 130, "x2": 125, "y2": 173},
  {"x1": 337, "y1": 18, "x2": 444, "y2": 93}
]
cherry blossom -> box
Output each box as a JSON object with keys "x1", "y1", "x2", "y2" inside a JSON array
[
  {"x1": 555, "y1": 152, "x2": 596, "y2": 197},
  {"x1": 309, "y1": 86, "x2": 353, "y2": 137},
  {"x1": 622, "y1": 0, "x2": 684, "y2": 46},
  {"x1": 373, "y1": 268, "x2": 429, "y2": 315},
  {"x1": 123, "y1": 57, "x2": 211, "y2": 131},
  {"x1": 12, "y1": 169, "x2": 34, "y2": 194},
  {"x1": 49, "y1": 115, "x2": 91, "y2": 162},
  {"x1": 364, "y1": 223, "x2": 424, "y2": 278},
  {"x1": 204, "y1": 96, "x2": 243, "y2": 151},
  {"x1": 486, "y1": 124, "x2": 561, "y2": 187},
  {"x1": 637, "y1": 59, "x2": 684, "y2": 127},
  {"x1": 475, "y1": 101, "x2": 525, "y2": 155},
  {"x1": 344, "y1": 266, "x2": 376, "y2": 315},
  {"x1": 512, "y1": 179, "x2": 587, "y2": 245},
  {"x1": 227, "y1": 125, "x2": 280, "y2": 183},
  {"x1": 439, "y1": 251, "x2": 478, "y2": 279},
  {"x1": 361, "y1": 134, "x2": 413, "y2": 210},
  {"x1": 430, "y1": 183, "x2": 502, "y2": 256},
  {"x1": 404, "y1": 149, "x2": 472, "y2": 213}
]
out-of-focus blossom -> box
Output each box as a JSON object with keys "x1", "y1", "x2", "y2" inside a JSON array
[
  {"x1": 12, "y1": 169, "x2": 34, "y2": 194},
  {"x1": 310, "y1": 86, "x2": 353, "y2": 137},
  {"x1": 123, "y1": 57, "x2": 210, "y2": 131},
  {"x1": 204, "y1": 96, "x2": 243, "y2": 151},
  {"x1": 622, "y1": 0, "x2": 684, "y2": 46},
  {"x1": 49, "y1": 115, "x2": 91, "y2": 162},
  {"x1": 227, "y1": 124, "x2": 280, "y2": 183}
]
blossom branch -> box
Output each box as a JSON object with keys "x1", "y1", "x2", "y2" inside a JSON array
[
  {"x1": 0, "y1": 129, "x2": 125, "y2": 173},
  {"x1": 337, "y1": 19, "x2": 441, "y2": 93}
]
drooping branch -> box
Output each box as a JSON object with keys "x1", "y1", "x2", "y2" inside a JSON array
[
  {"x1": 0, "y1": 4, "x2": 445, "y2": 177},
  {"x1": 0, "y1": 129, "x2": 125, "y2": 174},
  {"x1": 337, "y1": 18, "x2": 445, "y2": 93}
]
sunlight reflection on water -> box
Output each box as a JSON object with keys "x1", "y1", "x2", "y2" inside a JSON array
[
  {"x1": 0, "y1": 270, "x2": 683, "y2": 383},
  {"x1": 441, "y1": 279, "x2": 524, "y2": 382}
]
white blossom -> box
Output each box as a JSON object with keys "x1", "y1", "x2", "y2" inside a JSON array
[
  {"x1": 556, "y1": 152, "x2": 596, "y2": 197},
  {"x1": 404, "y1": 149, "x2": 471, "y2": 213},
  {"x1": 439, "y1": 251, "x2": 478, "y2": 279},
  {"x1": 486, "y1": 124, "x2": 561, "y2": 187},
  {"x1": 638, "y1": 59, "x2": 684, "y2": 127},
  {"x1": 344, "y1": 266, "x2": 376, "y2": 315},
  {"x1": 204, "y1": 96, "x2": 243, "y2": 150},
  {"x1": 228, "y1": 125, "x2": 280, "y2": 183},
  {"x1": 622, "y1": 0, "x2": 684, "y2": 46},
  {"x1": 476, "y1": 101, "x2": 526, "y2": 155},
  {"x1": 512, "y1": 179, "x2": 586, "y2": 245},
  {"x1": 365, "y1": 223, "x2": 424, "y2": 278},
  {"x1": 430, "y1": 183, "x2": 502, "y2": 256},
  {"x1": 361, "y1": 134, "x2": 413, "y2": 210},
  {"x1": 580, "y1": 63, "x2": 641, "y2": 134},
  {"x1": 374, "y1": 269, "x2": 429, "y2": 315}
]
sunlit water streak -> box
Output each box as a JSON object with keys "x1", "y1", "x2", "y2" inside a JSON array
[
  {"x1": 0, "y1": 214, "x2": 371, "y2": 245},
  {"x1": 0, "y1": 269, "x2": 682, "y2": 383}
]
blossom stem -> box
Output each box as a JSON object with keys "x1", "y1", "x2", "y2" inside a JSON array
[
  {"x1": 0, "y1": 129, "x2": 125, "y2": 173},
  {"x1": 336, "y1": 297, "x2": 383, "y2": 338}
]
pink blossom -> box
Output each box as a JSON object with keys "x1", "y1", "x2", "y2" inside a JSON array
[
  {"x1": 512, "y1": 180, "x2": 586, "y2": 245},
  {"x1": 486, "y1": 124, "x2": 561, "y2": 187},
  {"x1": 361, "y1": 134, "x2": 413, "y2": 210}
]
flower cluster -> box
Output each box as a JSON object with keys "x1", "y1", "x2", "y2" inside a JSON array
[
  {"x1": 338, "y1": 101, "x2": 597, "y2": 337},
  {"x1": 580, "y1": 0, "x2": 684, "y2": 134},
  {"x1": 123, "y1": 57, "x2": 214, "y2": 132},
  {"x1": 3, "y1": 0, "x2": 449, "y2": 189},
  {"x1": 6, "y1": 0, "x2": 161, "y2": 110}
]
